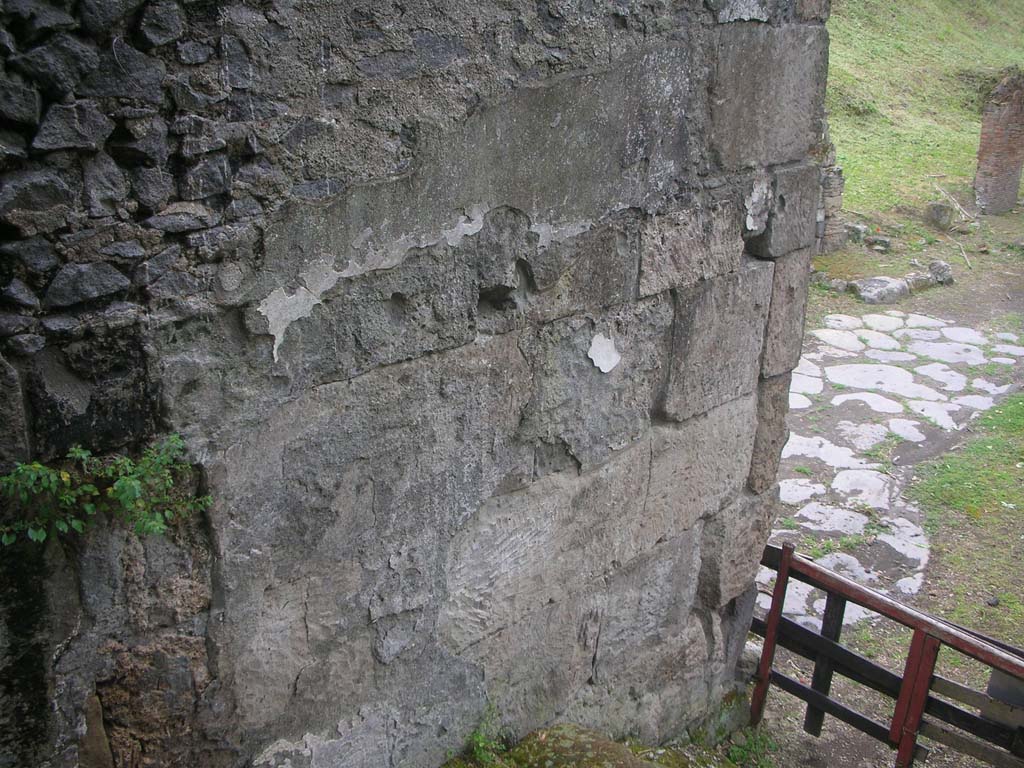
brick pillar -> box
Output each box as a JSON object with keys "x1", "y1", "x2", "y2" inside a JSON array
[{"x1": 974, "y1": 68, "x2": 1024, "y2": 215}]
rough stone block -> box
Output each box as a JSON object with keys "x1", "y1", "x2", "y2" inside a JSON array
[
  {"x1": 701, "y1": 489, "x2": 779, "y2": 607},
  {"x1": 761, "y1": 246, "x2": 812, "y2": 377},
  {"x1": 663, "y1": 259, "x2": 773, "y2": 422},
  {"x1": 639, "y1": 202, "x2": 744, "y2": 297},
  {"x1": 711, "y1": 24, "x2": 828, "y2": 170},
  {"x1": 796, "y1": 0, "x2": 830, "y2": 21},
  {"x1": 44, "y1": 264, "x2": 131, "y2": 309},
  {"x1": 0, "y1": 353, "x2": 30, "y2": 471},
  {"x1": 750, "y1": 164, "x2": 821, "y2": 259},
  {"x1": 747, "y1": 372, "x2": 791, "y2": 494},
  {"x1": 33, "y1": 101, "x2": 114, "y2": 151}
]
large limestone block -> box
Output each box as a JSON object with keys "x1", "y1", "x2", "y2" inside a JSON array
[
  {"x1": 638, "y1": 202, "x2": 744, "y2": 298},
  {"x1": 748, "y1": 372, "x2": 792, "y2": 494},
  {"x1": 711, "y1": 24, "x2": 828, "y2": 170},
  {"x1": 761, "y1": 246, "x2": 813, "y2": 378},
  {"x1": 749, "y1": 164, "x2": 821, "y2": 259},
  {"x1": 700, "y1": 489, "x2": 779, "y2": 607},
  {"x1": 662, "y1": 260, "x2": 773, "y2": 422},
  {"x1": 647, "y1": 394, "x2": 759, "y2": 534},
  {"x1": 516, "y1": 296, "x2": 674, "y2": 471}
]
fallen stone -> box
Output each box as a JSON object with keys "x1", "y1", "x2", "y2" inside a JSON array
[
  {"x1": 33, "y1": 101, "x2": 115, "y2": 151},
  {"x1": 863, "y1": 235, "x2": 891, "y2": 252},
  {"x1": 928, "y1": 259, "x2": 954, "y2": 285},
  {"x1": 846, "y1": 222, "x2": 869, "y2": 243},
  {"x1": 850, "y1": 276, "x2": 909, "y2": 304},
  {"x1": 924, "y1": 201, "x2": 954, "y2": 231},
  {"x1": 43, "y1": 263, "x2": 131, "y2": 308},
  {"x1": 904, "y1": 272, "x2": 936, "y2": 293}
]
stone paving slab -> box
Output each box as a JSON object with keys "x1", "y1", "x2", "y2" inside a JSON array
[{"x1": 758, "y1": 311, "x2": 1019, "y2": 630}]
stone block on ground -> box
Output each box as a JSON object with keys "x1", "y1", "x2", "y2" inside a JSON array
[{"x1": 851, "y1": 276, "x2": 910, "y2": 304}]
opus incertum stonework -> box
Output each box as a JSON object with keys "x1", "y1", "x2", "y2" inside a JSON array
[{"x1": 0, "y1": 1, "x2": 830, "y2": 765}]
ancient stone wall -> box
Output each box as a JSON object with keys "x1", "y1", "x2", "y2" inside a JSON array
[
  {"x1": 975, "y1": 67, "x2": 1024, "y2": 215},
  {"x1": 0, "y1": 1, "x2": 828, "y2": 766}
]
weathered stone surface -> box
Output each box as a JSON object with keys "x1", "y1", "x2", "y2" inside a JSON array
[
  {"x1": 145, "y1": 202, "x2": 220, "y2": 232},
  {"x1": 33, "y1": 101, "x2": 114, "y2": 151},
  {"x1": 0, "y1": 168, "x2": 76, "y2": 233},
  {"x1": 0, "y1": 75, "x2": 41, "y2": 126},
  {"x1": 6, "y1": 333, "x2": 45, "y2": 356},
  {"x1": 663, "y1": 260, "x2": 774, "y2": 422},
  {"x1": 701, "y1": 489, "x2": 778, "y2": 607},
  {"x1": 638, "y1": 202, "x2": 744, "y2": 297},
  {"x1": 139, "y1": 2, "x2": 185, "y2": 48},
  {"x1": 749, "y1": 164, "x2": 821, "y2": 258},
  {"x1": 747, "y1": 372, "x2": 791, "y2": 494},
  {"x1": 43, "y1": 263, "x2": 130, "y2": 308},
  {"x1": 711, "y1": 24, "x2": 828, "y2": 170},
  {"x1": 796, "y1": 0, "x2": 831, "y2": 21},
  {"x1": 851, "y1": 276, "x2": 910, "y2": 304},
  {"x1": 79, "y1": 0, "x2": 147, "y2": 35},
  {"x1": 83, "y1": 153, "x2": 130, "y2": 217},
  {"x1": 79, "y1": 40, "x2": 166, "y2": 104},
  {"x1": 2, "y1": 278, "x2": 40, "y2": 310},
  {"x1": 708, "y1": 0, "x2": 770, "y2": 23},
  {"x1": 762, "y1": 247, "x2": 812, "y2": 377},
  {"x1": 11, "y1": 34, "x2": 99, "y2": 95},
  {"x1": 0, "y1": 353, "x2": 30, "y2": 470}
]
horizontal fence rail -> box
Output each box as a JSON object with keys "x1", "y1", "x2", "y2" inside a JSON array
[{"x1": 751, "y1": 543, "x2": 1024, "y2": 768}]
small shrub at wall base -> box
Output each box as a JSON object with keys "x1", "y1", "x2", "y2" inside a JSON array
[{"x1": 0, "y1": 434, "x2": 210, "y2": 547}]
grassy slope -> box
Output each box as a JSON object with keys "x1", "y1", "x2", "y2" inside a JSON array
[{"x1": 828, "y1": 0, "x2": 1024, "y2": 212}]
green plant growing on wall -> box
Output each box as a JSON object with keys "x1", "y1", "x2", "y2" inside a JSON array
[{"x1": 0, "y1": 434, "x2": 210, "y2": 546}]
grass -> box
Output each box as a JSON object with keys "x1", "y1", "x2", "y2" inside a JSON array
[
  {"x1": 725, "y1": 728, "x2": 777, "y2": 768},
  {"x1": 906, "y1": 395, "x2": 1024, "y2": 655},
  {"x1": 828, "y1": 0, "x2": 1024, "y2": 212}
]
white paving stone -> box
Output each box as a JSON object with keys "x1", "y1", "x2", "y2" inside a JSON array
[
  {"x1": 832, "y1": 392, "x2": 905, "y2": 414},
  {"x1": 816, "y1": 552, "x2": 878, "y2": 584},
  {"x1": 885, "y1": 310, "x2": 907, "y2": 317},
  {"x1": 995, "y1": 332, "x2": 1019, "y2": 342},
  {"x1": 779, "y1": 478, "x2": 827, "y2": 505},
  {"x1": 789, "y1": 393, "x2": 812, "y2": 409},
  {"x1": 972, "y1": 378, "x2": 1011, "y2": 395},
  {"x1": 893, "y1": 328, "x2": 941, "y2": 341},
  {"x1": 856, "y1": 329, "x2": 901, "y2": 350},
  {"x1": 993, "y1": 344, "x2": 1024, "y2": 357},
  {"x1": 896, "y1": 572, "x2": 924, "y2": 595},
  {"x1": 914, "y1": 362, "x2": 966, "y2": 392},
  {"x1": 941, "y1": 326, "x2": 989, "y2": 345},
  {"x1": 791, "y1": 373, "x2": 824, "y2": 395},
  {"x1": 906, "y1": 314, "x2": 947, "y2": 328},
  {"x1": 906, "y1": 341, "x2": 987, "y2": 365},
  {"x1": 824, "y1": 314, "x2": 863, "y2": 330},
  {"x1": 795, "y1": 502, "x2": 869, "y2": 534},
  {"x1": 810, "y1": 345, "x2": 860, "y2": 360},
  {"x1": 953, "y1": 394, "x2": 995, "y2": 411},
  {"x1": 783, "y1": 434, "x2": 879, "y2": 469},
  {"x1": 825, "y1": 364, "x2": 946, "y2": 401},
  {"x1": 889, "y1": 419, "x2": 927, "y2": 443},
  {"x1": 795, "y1": 358, "x2": 822, "y2": 377},
  {"x1": 878, "y1": 517, "x2": 929, "y2": 566},
  {"x1": 812, "y1": 328, "x2": 866, "y2": 352},
  {"x1": 908, "y1": 401, "x2": 961, "y2": 431},
  {"x1": 992, "y1": 357, "x2": 1017, "y2": 365},
  {"x1": 832, "y1": 469, "x2": 892, "y2": 510},
  {"x1": 865, "y1": 349, "x2": 918, "y2": 363},
  {"x1": 836, "y1": 421, "x2": 890, "y2": 451},
  {"x1": 862, "y1": 314, "x2": 904, "y2": 332}
]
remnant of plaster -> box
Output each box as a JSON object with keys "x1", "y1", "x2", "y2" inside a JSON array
[
  {"x1": 744, "y1": 172, "x2": 771, "y2": 233},
  {"x1": 258, "y1": 258, "x2": 345, "y2": 361},
  {"x1": 588, "y1": 333, "x2": 621, "y2": 373},
  {"x1": 529, "y1": 219, "x2": 593, "y2": 249}
]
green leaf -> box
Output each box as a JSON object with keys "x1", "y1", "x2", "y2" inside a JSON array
[
  {"x1": 55, "y1": 520, "x2": 69, "y2": 533},
  {"x1": 70, "y1": 519, "x2": 85, "y2": 533},
  {"x1": 27, "y1": 527, "x2": 46, "y2": 543},
  {"x1": 1, "y1": 532, "x2": 15, "y2": 546}
]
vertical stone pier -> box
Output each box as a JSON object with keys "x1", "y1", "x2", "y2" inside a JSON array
[{"x1": 975, "y1": 67, "x2": 1024, "y2": 214}]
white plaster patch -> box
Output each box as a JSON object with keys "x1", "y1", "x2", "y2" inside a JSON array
[
  {"x1": 893, "y1": 328, "x2": 941, "y2": 341},
  {"x1": 832, "y1": 469, "x2": 892, "y2": 510},
  {"x1": 795, "y1": 502, "x2": 869, "y2": 534},
  {"x1": 862, "y1": 314, "x2": 904, "y2": 332},
  {"x1": 906, "y1": 314, "x2": 947, "y2": 328},
  {"x1": 866, "y1": 350, "x2": 918, "y2": 363},
  {"x1": 973, "y1": 378, "x2": 1011, "y2": 395},
  {"x1": 995, "y1": 332, "x2": 1020, "y2": 342},
  {"x1": 856, "y1": 329, "x2": 901, "y2": 350},
  {"x1": 825, "y1": 364, "x2": 946, "y2": 401},
  {"x1": 587, "y1": 333, "x2": 621, "y2": 373},
  {"x1": 953, "y1": 394, "x2": 995, "y2": 411},
  {"x1": 824, "y1": 314, "x2": 863, "y2": 330},
  {"x1": 914, "y1": 363, "x2": 966, "y2": 392},
  {"x1": 795, "y1": 358, "x2": 822, "y2": 377},
  {"x1": 941, "y1": 326, "x2": 988, "y2": 345},
  {"x1": 993, "y1": 344, "x2": 1024, "y2": 357},
  {"x1": 832, "y1": 392, "x2": 905, "y2": 414},
  {"x1": 906, "y1": 341, "x2": 987, "y2": 366},
  {"x1": 783, "y1": 433, "x2": 879, "y2": 469},
  {"x1": 530, "y1": 219, "x2": 593, "y2": 249},
  {"x1": 789, "y1": 392, "x2": 812, "y2": 410},
  {"x1": 889, "y1": 419, "x2": 926, "y2": 443},
  {"x1": 258, "y1": 258, "x2": 346, "y2": 361},
  {"x1": 907, "y1": 400, "x2": 961, "y2": 431},
  {"x1": 791, "y1": 373, "x2": 824, "y2": 395},
  {"x1": 812, "y1": 328, "x2": 865, "y2": 352},
  {"x1": 836, "y1": 421, "x2": 889, "y2": 451},
  {"x1": 779, "y1": 478, "x2": 827, "y2": 505}
]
